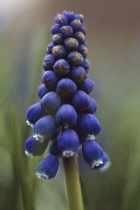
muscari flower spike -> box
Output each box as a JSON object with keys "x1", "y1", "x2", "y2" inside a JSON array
[{"x1": 25, "y1": 11, "x2": 111, "y2": 181}]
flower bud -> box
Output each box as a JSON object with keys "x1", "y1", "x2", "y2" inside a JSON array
[
  {"x1": 82, "y1": 140, "x2": 104, "y2": 168},
  {"x1": 60, "y1": 26, "x2": 73, "y2": 37},
  {"x1": 53, "y1": 59, "x2": 70, "y2": 77},
  {"x1": 58, "y1": 129, "x2": 79, "y2": 157},
  {"x1": 67, "y1": 51, "x2": 84, "y2": 67},
  {"x1": 78, "y1": 78, "x2": 94, "y2": 94},
  {"x1": 94, "y1": 152, "x2": 111, "y2": 171},
  {"x1": 52, "y1": 33, "x2": 63, "y2": 45},
  {"x1": 72, "y1": 90, "x2": 89, "y2": 111},
  {"x1": 55, "y1": 14, "x2": 68, "y2": 26},
  {"x1": 78, "y1": 26, "x2": 86, "y2": 35},
  {"x1": 52, "y1": 45, "x2": 67, "y2": 59},
  {"x1": 77, "y1": 114, "x2": 101, "y2": 138},
  {"x1": 49, "y1": 140, "x2": 61, "y2": 157},
  {"x1": 71, "y1": 66, "x2": 87, "y2": 85},
  {"x1": 25, "y1": 136, "x2": 48, "y2": 156},
  {"x1": 50, "y1": 24, "x2": 61, "y2": 34},
  {"x1": 26, "y1": 102, "x2": 46, "y2": 127},
  {"x1": 56, "y1": 104, "x2": 77, "y2": 128},
  {"x1": 62, "y1": 11, "x2": 75, "y2": 23},
  {"x1": 36, "y1": 155, "x2": 59, "y2": 180},
  {"x1": 56, "y1": 78, "x2": 77, "y2": 96},
  {"x1": 41, "y1": 91, "x2": 61, "y2": 114},
  {"x1": 33, "y1": 115, "x2": 56, "y2": 142},
  {"x1": 83, "y1": 97, "x2": 97, "y2": 114},
  {"x1": 64, "y1": 38, "x2": 79, "y2": 52},
  {"x1": 70, "y1": 19, "x2": 81, "y2": 31},
  {"x1": 82, "y1": 58, "x2": 90, "y2": 72},
  {"x1": 78, "y1": 45, "x2": 88, "y2": 58},
  {"x1": 37, "y1": 84, "x2": 50, "y2": 99},
  {"x1": 42, "y1": 71, "x2": 59, "y2": 90},
  {"x1": 75, "y1": 14, "x2": 84, "y2": 23},
  {"x1": 74, "y1": 32, "x2": 85, "y2": 44},
  {"x1": 46, "y1": 42, "x2": 54, "y2": 54},
  {"x1": 43, "y1": 54, "x2": 55, "y2": 70}
]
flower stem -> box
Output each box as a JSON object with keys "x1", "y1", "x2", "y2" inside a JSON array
[{"x1": 63, "y1": 154, "x2": 84, "y2": 210}]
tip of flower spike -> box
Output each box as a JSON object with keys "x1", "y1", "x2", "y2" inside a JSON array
[
  {"x1": 91, "y1": 159, "x2": 103, "y2": 168},
  {"x1": 62, "y1": 150, "x2": 74, "y2": 157},
  {"x1": 26, "y1": 120, "x2": 33, "y2": 127},
  {"x1": 99, "y1": 161, "x2": 111, "y2": 172},
  {"x1": 25, "y1": 150, "x2": 33, "y2": 157},
  {"x1": 36, "y1": 172, "x2": 49, "y2": 181},
  {"x1": 33, "y1": 134, "x2": 44, "y2": 143}
]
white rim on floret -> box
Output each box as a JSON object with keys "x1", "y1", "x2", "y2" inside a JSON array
[
  {"x1": 25, "y1": 150, "x2": 33, "y2": 157},
  {"x1": 33, "y1": 134, "x2": 44, "y2": 142},
  {"x1": 87, "y1": 134, "x2": 95, "y2": 140},
  {"x1": 91, "y1": 159, "x2": 103, "y2": 168},
  {"x1": 26, "y1": 120, "x2": 33, "y2": 127},
  {"x1": 99, "y1": 161, "x2": 111, "y2": 172},
  {"x1": 62, "y1": 150, "x2": 74, "y2": 157},
  {"x1": 36, "y1": 172, "x2": 49, "y2": 181}
]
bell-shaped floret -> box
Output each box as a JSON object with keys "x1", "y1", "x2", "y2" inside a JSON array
[
  {"x1": 77, "y1": 114, "x2": 101, "y2": 139},
  {"x1": 33, "y1": 115, "x2": 56, "y2": 142},
  {"x1": 71, "y1": 66, "x2": 87, "y2": 85},
  {"x1": 26, "y1": 102, "x2": 46, "y2": 127},
  {"x1": 82, "y1": 140, "x2": 104, "y2": 168},
  {"x1": 58, "y1": 129, "x2": 79, "y2": 157},
  {"x1": 25, "y1": 136, "x2": 48, "y2": 156},
  {"x1": 36, "y1": 155, "x2": 59, "y2": 180},
  {"x1": 83, "y1": 97, "x2": 97, "y2": 114},
  {"x1": 42, "y1": 71, "x2": 59, "y2": 90},
  {"x1": 56, "y1": 78, "x2": 77, "y2": 96},
  {"x1": 37, "y1": 84, "x2": 50, "y2": 99},
  {"x1": 56, "y1": 104, "x2": 77, "y2": 129},
  {"x1": 67, "y1": 51, "x2": 84, "y2": 67},
  {"x1": 43, "y1": 54, "x2": 55, "y2": 70},
  {"x1": 72, "y1": 90, "x2": 89, "y2": 111},
  {"x1": 41, "y1": 91, "x2": 61, "y2": 114},
  {"x1": 78, "y1": 78, "x2": 94, "y2": 94},
  {"x1": 53, "y1": 59, "x2": 70, "y2": 77}
]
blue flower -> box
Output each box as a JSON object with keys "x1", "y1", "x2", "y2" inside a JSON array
[
  {"x1": 26, "y1": 102, "x2": 46, "y2": 127},
  {"x1": 82, "y1": 140, "x2": 104, "y2": 168},
  {"x1": 25, "y1": 11, "x2": 110, "y2": 181},
  {"x1": 36, "y1": 155, "x2": 59, "y2": 180},
  {"x1": 58, "y1": 129, "x2": 79, "y2": 157},
  {"x1": 33, "y1": 115, "x2": 56, "y2": 142},
  {"x1": 41, "y1": 91, "x2": 61, "y2": 114},
  {"x1": 25, "y1": 136, "x2": 48, "y2": 156},
  {"x1": 56, "y1": 104, "x2": 77, "y2": 128}
]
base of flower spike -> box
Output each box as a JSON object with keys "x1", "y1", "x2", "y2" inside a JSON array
[
  {"x1": 35, "y1": 172, "x2": 49, "y2": 181},
  {"x1": 33, "y1": 134, "x2": 44, "y2": 142},
  {"x1": 62, "y1": 150, "x2": 74, "y2": 157},
  {"x1": 99, "y1": 161, "x2": 111, "y2": 172},
  {"x1": 91, "y1": 159, "x2": 103, "y2": 168},
  {"x1": 26, "y1": 120, "x2": 33, "y2": 127}
]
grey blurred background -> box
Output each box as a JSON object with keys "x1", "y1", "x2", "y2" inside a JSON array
[{"x1": 0, "y1": 0, "x2": 140, "y2": 210}]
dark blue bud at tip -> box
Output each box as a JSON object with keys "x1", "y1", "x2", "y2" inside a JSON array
[
  {"x1": 52, "y1": 33, "x2": 63, "y2": 45},
  {"x1": 78, "y1": 78, "x2": 94, "y2": 94},
  {"x1": 52, "y1": 45, "x2": 67, "y2": 59},
  {"x1": 50, "y1": 24, "x2": 61, "y2": 34},
  {"x1": 42, "y1": 71, "x2": 59, "y2": 90},
  {"x1": 37, "y1": 84, "x2": 50, "y2": 99},
  {"x1": 43, "y1": 54, "x2": 55, "y2": 70},
  {"x1": 60, "y1": 26, "x2": 73, "y2": 38},
  {"x1": 67, "y1": 51, "x2": 84, "y2": 67},
  {"x1": 64, "y1": 38, "x2": 79, "y2": 52},
  {"x1": 71, "y1": 66, "x2": 87, "y2": 85},
  {"x1": 53, "y1": 59, "x2": 70, "y2": 77},
  {"x1": 56, "y1": 78, "x2": 77, "y2": 97},
  {"x1": 74, "y1": 32, "x2": 85, "y2": 44},
  {"x1": 55, "y1": 14, "x2": 68, "y2": 26},
  {"x1": 72, "y1": 90, "x2": 89, "y2": 111}
]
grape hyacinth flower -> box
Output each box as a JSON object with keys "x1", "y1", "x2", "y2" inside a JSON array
[{"x1": 24, "y1": 11, "x2": 111, "y2": 210}]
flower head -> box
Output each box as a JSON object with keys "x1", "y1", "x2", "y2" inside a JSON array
[{"x1": 25, "y1": 11, "x2": 110, "y2": 180}]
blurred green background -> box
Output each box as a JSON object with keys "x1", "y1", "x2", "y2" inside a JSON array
[{"x1": 0, "y1": 0, "x2": 140, "y2": 210}]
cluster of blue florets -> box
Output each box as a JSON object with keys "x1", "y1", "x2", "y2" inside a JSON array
[{"x1": 25, "y1": 11, "x2": 111, "y2": 181}]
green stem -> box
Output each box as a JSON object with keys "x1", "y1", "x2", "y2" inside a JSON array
[{"x1": 63, "y1": 154, "x2": 84, "y2": 210}]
